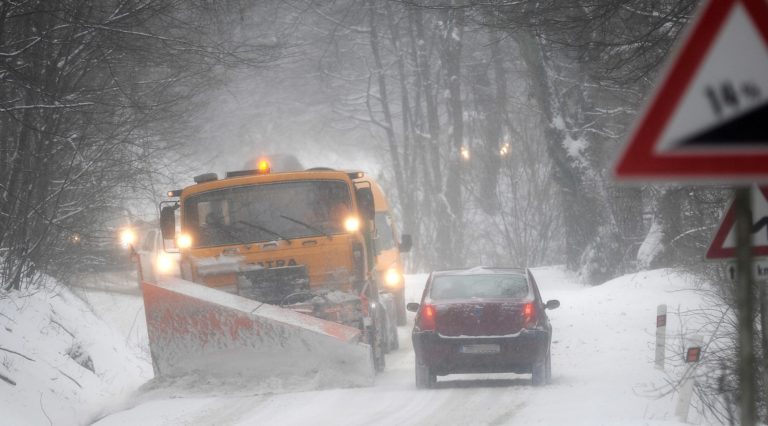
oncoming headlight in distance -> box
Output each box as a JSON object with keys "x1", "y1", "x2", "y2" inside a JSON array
[
  {"x1": 177, "y1": 233, "x2": 192, "y2": 249},
  {"x1": 119, "y1": 228, "x2": 137, "y2": 248},
  {"x1": 344, "y1": 216, "x2": 361, "y2": 233},
  {"x1": 384, "y1": 266, "x2": 402, "y2": 288}
]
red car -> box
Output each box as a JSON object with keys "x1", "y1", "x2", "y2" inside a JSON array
[{"x1": 407, "y1": 267, "x2": 560, "y2": 388}]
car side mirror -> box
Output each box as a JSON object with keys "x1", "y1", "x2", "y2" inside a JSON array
[
  {"x1": 160, "y1": 205, "x2": 176, "y2": 240},
  {"x1": 545, "y1": 300, "x2": 560, "y2": 310},
  {"x1": 399, "y1": 234, "x2": 412, "y2": 253},
  {"x1": 406, "y1": 302, "x2": 420, "y2": 313}
]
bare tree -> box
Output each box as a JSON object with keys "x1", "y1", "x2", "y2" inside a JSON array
[{"x1": 0, "y1": 0, "x2": 284, "y2": 289}]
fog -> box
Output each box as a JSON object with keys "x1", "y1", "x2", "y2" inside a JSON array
[
  {"x1": 191, "y1": 63, "x2": 385, "y2": 175},
  {"x1": 2, "y1": 2, "x2": 762, "y2": 420}
]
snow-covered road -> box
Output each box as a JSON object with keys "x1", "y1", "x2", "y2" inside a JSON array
[{"x1": 90, "y1": 267, "x2": 710, "y2": 425}]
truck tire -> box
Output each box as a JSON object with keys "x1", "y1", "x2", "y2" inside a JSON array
[
  {"x1": 370, "y1": 324, "x2": 386, "y2": 373},
  {"x1": 394, "y1": 288, "x2": 407, "y2": 326},
  {"x1": 389, "y1": 324, "x2": 399, "y2": 351},
  {"x1": 378, "y1": 298, "x2": 399, "y2": 352}
]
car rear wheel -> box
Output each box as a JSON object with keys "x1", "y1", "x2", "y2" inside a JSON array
[
  {"x1": 415, "y1": 356, "x2": 436, "y2": 389},
  {"x1": 531, "y1": 348, "x2": 551, "y2": 386}
]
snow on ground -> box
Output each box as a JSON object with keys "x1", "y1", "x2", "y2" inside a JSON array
[
  {"x1": 0, "y1": 273, "x2": 151, "y2": 426},
  {"x1": 522, "y1": 267, "x2": 710, "y2": 425},
  {"x1": 0, "y1": 266, "x2": 719, "y2": 425},
  {"x1": 70, "y1": 271, "x2": 149, "y2": 355}
]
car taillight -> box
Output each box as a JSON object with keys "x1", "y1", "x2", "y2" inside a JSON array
[
  {"x1": 419, "y1": 304, "x2": 436, "y2": 331},
  {"x1": 522, "y1": 302, "x2": 536, "y2": 328}
]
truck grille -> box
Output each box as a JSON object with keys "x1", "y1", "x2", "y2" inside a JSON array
[{"x1": 237, "y1": 266, "x2": 310, "y2": 305}]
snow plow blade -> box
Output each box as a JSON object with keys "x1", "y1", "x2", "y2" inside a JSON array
[{"x1": 141, "y1": 278, "x2": 374, "y2": 387}]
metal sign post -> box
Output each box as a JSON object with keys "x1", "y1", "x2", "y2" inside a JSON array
[
  {"x1": 761, "y1": 269, "x2": 768, "y2": 416},
  {"x1": 734, "y1": 187, "x2": 757, "y2": 425}
]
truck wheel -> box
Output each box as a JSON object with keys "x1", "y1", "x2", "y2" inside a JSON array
[
  {"x1": 415, "y1": 355, "x2": 435, "y2": 389},
  {"x1": 395, "y1": 288, "x2": 407, "y2": 326},
  {"x1": 389, "y1": 325, "x2": 399, "y2": 351},
  {"x1": 379, "y1": 301, "x2": 399, "y2": 352},
  {"x1": 369, "y1": 324, "x2": 386, "y2": 373}
]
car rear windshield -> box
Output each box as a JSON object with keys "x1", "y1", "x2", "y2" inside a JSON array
[{"x1": 430, "y1": 274, "x2": 529, "y2": 300}]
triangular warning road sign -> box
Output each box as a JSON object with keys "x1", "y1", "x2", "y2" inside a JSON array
[
  {"x1": 706, "y1": 185, "x2": 768, "y2": 259},
  {"x1": 615, "y1": 0, "x2": 768, "y2": 181}
]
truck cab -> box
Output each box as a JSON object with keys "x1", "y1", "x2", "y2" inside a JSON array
[{"x1": 159, "y1": 165, "x2": 389, "y2": 370}]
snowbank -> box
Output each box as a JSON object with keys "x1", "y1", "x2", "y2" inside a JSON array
[
  {"x1": 521, "y1": 266, "x2": 714, "y2": 425},
  {"x1": 0, "y1": 276, "x2": 151, "y2": 425}
]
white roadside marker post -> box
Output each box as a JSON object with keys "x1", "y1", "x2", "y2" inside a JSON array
[
  {"x1": 675, "y1": 335, "x2": 703, "y2": 423},
  {"x1": 655, "y1": 304, "x2": 667, "y2": 370}
]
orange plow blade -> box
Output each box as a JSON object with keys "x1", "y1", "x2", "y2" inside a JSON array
[{"x1": 141, "y1": 277, "x2": 374, "y2": 387}]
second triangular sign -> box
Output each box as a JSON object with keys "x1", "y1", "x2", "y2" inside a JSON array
[{"x1": 707, "y1": 185, "x2": 768, "y2": 259}]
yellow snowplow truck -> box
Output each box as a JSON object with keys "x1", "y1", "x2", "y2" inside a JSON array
[{"x1": 156, "y1": 163, "x2": 396, "y2": 373}]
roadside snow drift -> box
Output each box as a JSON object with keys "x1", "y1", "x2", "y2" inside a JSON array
[
  {"x1": 142, "y1": 278, "x2": 374, "y2": 387},
  {"x1": 0, "y1": 276, "x2": 150, "y2": 426}
]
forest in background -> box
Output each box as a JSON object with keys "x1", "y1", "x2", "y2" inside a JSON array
[{"x1": 0, "y1": 0, "x2": 728, "y2": 284}]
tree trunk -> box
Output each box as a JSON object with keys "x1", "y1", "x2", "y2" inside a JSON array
[
  {"x1": 513, "y1": 29, "x2": 588, "y2": 270},
  {"x1": 436, "y1": 6, "x2": 465, "y2": 268},
  {"x1": 383, "y1": 2, "x2": 418, "y2": 241},
  {"x1": 412, "y1": 7, "x2": 442, "y2": 193}
]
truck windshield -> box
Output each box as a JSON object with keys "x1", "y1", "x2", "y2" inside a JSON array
[{"x1": 183, "y1": 180, "x2": 353, "y2": 248}]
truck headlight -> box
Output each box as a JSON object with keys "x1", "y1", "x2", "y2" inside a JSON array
[
  {"x1": 384, "y1": 267, "x2": 402, "y2": 288},
  {"x1": 155, "y1": 253, "x2": 176, "y2": 275},
  {"x1": 119, "y1": 228, "x2": 136, "y2": 248},
  {"x1": 344, "y1": 216, "x2": 361, "y2": 232},
  {"x1": 177, "y1": 233, "x2": 192, "y2": 249}
]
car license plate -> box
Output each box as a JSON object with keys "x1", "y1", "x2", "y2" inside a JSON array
[{"x1": 460, "y1": 344, "x2": 500, "y2": 354}]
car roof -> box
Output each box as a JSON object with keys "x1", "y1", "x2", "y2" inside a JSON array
[{"x1": 430, "y1": 266, "x2": 527, "y2": 277}]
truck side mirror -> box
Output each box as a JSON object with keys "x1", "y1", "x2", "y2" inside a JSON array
[
  {"x1": 399, "y1": 234, "x2": 412, "y2": 253},
  {"x1": 355, "y1": 187, "x2": 375, "y2": 221},
  {"x1": 160, "y1": 205, "x2": 176, "y2": 240}
]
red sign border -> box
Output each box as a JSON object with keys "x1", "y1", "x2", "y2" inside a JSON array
[
  {"x1": 706, "y1": 186, "x2": 768, "y2": 259},
  {"x1": 615, "y1": 0, "x2": 768, "y2": 180}
]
